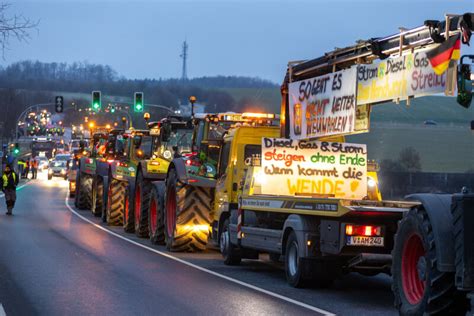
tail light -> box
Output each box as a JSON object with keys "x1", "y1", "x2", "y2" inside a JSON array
[
  {"x1": 185, "y1": 159, "x2": 201, "y2": 167},
  {"x1": 345, "y1": 224, "x2": 381, "y2": 237},
  {"x1": 107, "y1": 159, "x2": 115, "y2": 164}
]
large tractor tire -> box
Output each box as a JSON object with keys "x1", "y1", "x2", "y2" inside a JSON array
[
  {"x1": 149, "y1": 184, "x2": 165, "y2": 245},
  {"x1": 164, "y1": 169, "x2": 212, "y2": 252},
  {"x1": 123, "y1": 186, "x2": 134, "y2": 233},
  {"x1": 106, "y1": 179, "x2": 125, "y2": 226},
  {"x1": 75, "y1": 172, "x2": 92, "y2": 210},
  {"x1": 91, "y1": 177, "x2": 104, "y2": 217},
  {"x1": 392, "y1": 207, "x2": 465, "y2": 315},
  {"x1": 134, "y1": 171, "x2": 150, "y2": 238}
]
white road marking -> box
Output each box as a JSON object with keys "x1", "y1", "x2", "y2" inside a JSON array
[
  {"x1": 0, "y1": 181, "x2": 31, "y2": 198},
  {"x1": 64, "y1": 194, "x2": 335, "y2": 315},
  {"x1": 0, "y1": 303, "x2": 6, "y2": 316}
]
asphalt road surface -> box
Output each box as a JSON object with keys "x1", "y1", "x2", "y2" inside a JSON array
[{"x1": 0, "y1": 171, "x2": 397, "y2": 315}]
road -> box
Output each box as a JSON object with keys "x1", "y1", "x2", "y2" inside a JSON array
[{"x1": 0, "y1": 172, "x2": 397, "y2": 316}]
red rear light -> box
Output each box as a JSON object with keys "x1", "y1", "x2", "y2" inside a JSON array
[
  {"x1": 107, "y1": 159, "x2": 114, "y2": 164},
  {"x1": 185, "y1": 159, "x2": 201, "y2": 167},
  {"x1": 345, "y1": 224, "x2": 381, "y2": 237}
]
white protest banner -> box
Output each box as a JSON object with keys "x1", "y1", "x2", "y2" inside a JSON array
[
  {"x1": 357, "y1": 49, "x2": 449, "y2": 105},
  {"x1": 288, "y1": 67, "x2": 357, "y2": 139},
  {"x1": 261, "y1": 138, "x2": 367, "y2": 200}
]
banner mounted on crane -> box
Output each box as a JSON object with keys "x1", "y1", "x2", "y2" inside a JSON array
[
  {"x1": 356, "y1": 49, "x2": 453, "y2": 105},
  {"x1": 288, "y1": 67, "x2": 358, "y2": 139}
]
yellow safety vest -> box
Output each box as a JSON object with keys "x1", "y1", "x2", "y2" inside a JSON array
[{"x1": 2, "y1": 172, "x2": 16, "y2": 188}]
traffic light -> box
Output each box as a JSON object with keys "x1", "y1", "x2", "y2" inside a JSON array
[
  {"x1": 92, "y1": 91, "x2": 101, "y2": 112},
  {"x1": 13, "y1": 143, "x2": 20, "y2": 156},
  {"x1": 134, "y1": 92, "x2": 144, "y2": 112},
  {"x1": 110, "y1": 105, "x2": 116, "y2": 113},
  {"x1": 55, "y1": 96, "x2": 64, "y2": 113}
]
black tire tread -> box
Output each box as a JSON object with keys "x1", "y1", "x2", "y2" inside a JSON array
[
  {"x1": 165, "y1": 170, "x2": 213, "y2": 252},
  {"x1": 392, "y1": 207, "x2": 466, "y2": 315},
  {"x1": 149, "y1": 184, "x2": 165, "y2": 244},
  {"x1": 76, "y1": 173, "x2": 92, "y2": 210},
  {"x1": 106, "y1": 179, "x2": 125, "y2": 226}
]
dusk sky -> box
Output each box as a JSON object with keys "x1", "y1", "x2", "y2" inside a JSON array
[{"x1": 10, "y1": 0, "x2": 474, "y2": 82}]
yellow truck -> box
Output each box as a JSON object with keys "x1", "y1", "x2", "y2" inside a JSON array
[{"x1": 212, "y1": 12, "x2": 474, "y2": 316}]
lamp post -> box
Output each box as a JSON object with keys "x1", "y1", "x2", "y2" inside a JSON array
[{"x1": 189, "y1": 95, "x2": 197, "y2": 118}]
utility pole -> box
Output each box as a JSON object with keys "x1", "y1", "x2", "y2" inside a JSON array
[{"x1": 180, "y1": 40, "x2": 188, "y2": 81}]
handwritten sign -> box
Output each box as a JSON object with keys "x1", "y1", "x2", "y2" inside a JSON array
[
  {"x1": 261, "y1": 138, "x2": 367, "y2": 200},
  {"x1": 357, "y1": 49, "x2": 449, "y2": 105},
  {"x1": 289, "y1": 67, "x2": 358, "y2": 139}
]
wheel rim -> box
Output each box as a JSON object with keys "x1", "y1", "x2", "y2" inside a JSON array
[
  {"x1": 166, "y1": 186, "x2": 176, "y2": 237},
  {"x1": 220, "y1": 227, "x2": 229, "y2": 254},
  {"x1": 150, "y1": 198, "x2": 157, "y2": 234},
  {"x1": 402, "y1": 233, "x2": 426, "y2": 305},
  {"x1": 135, "y1": 185, "x2": 141, "y2": 224},
  {"x1": 288, "y1": 241, "x2": 299, "y2": 276},
  {"x1": 124, "y1": 194, "x2": 129, "y2": 223}
]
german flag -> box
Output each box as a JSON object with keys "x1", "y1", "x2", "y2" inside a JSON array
[{"x1": 427, "y1": 34, "x2": 461, "y2": 75}]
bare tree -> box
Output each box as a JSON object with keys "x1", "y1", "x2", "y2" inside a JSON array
[{"x1": 0, "y1": 3, "x2": 39, "y2": 57}]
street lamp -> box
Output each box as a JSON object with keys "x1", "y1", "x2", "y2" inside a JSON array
[{"x1": 189, "y1": 95, "x2": 196, "y2": 118}]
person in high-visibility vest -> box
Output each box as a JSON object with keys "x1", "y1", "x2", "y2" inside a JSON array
[{"x1": 2, "y1": 164, "x2": 19, "y2": 215}]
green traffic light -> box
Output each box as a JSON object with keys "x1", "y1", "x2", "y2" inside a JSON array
[
  {"x1": 13, "y1": 149, "x2": 20, "y2": 155},
  {"x1": 93, "y1": 103, "x2": 100, "y2": 110}
]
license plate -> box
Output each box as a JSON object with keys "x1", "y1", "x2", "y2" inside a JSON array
[{"x1": 346, "y1": 236, "x2": 384, "y2": 247}]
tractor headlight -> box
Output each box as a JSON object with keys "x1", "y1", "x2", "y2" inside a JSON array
[
  {"x1": 367, "y1": 177, "x2": 376, "y2": 188},
  {"x1": 163, "y1": 150, "x2": 172, "y2": 160}
]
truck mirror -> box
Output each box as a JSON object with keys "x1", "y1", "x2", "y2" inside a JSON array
[
  {"x1": 133, "y1": 135, "x2": 142, "y2": 148},
  {"x1": 457, "y1": 55, "x2": 473, "y2": 108}
]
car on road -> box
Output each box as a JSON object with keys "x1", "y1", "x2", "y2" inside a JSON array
[
  {"x1": 48, "y1": 160, "x2": 68, "y2": 180},
  {"x1": 36, "y1": 156, "x2": 50, "y2": 170}
]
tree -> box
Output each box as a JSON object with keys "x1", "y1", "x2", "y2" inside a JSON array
[
  {"x1": 380, "y1": 159, "x2": 408, "y2": 172},
  {"x1": 398, "y1": 147, "x2": 422, "y2": 172},
  {"x1": 0, "y1": 3, "x2": 38, "y2": 57}
]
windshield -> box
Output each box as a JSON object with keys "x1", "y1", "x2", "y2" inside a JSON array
[
  {"x1": 154, "y1": 128, "x2": 193, "y2": 157},
  {"x1": 208, "y1": 122, "x2": 233, "y2": 140},
  {"x1": 50, "y1": 160, "x2": 66, "y2": 168}
]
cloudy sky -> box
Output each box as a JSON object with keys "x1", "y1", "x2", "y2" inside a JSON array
[{"x1": 9, "y1": 0, "x2": 474, "y2": 82}]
